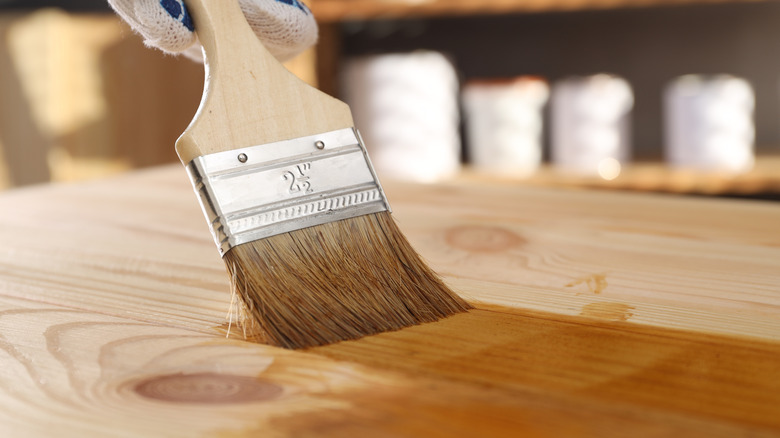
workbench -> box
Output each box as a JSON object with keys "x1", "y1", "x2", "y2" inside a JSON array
[{"x1": 1, "y1": 165, "x2": 778, "y2": 436}]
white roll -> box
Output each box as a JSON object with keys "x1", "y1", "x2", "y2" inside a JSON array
[
  {"x1": 551, "y1": 74, "x2": 634, "y2": 179},
  {"x1": 341, "y1": 51, "x2": 461, "y2": 182},
  {"x1": 462, "y1": 76, "x2": 549, "y2": 177},
  {"x1": 664, "y1": 75, "x2": 754, "y2": 173}
]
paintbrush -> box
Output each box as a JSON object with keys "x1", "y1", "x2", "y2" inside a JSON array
[{"x1": 177, "y1": 0, "x2": 470, "y2": 349}]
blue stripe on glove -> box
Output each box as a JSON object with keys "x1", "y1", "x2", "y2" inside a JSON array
[
  {"x1": 276, "y1": 0, "x2": 310, "y2": 14},
  {"x1": 159, "y1": 0, "x2": 309, "y2": 33},
  {"x1": 160, "y1": 0, "x2": 194, "y2": 31}
]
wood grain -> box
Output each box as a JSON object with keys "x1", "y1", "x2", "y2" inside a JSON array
[
  {"x1": 1, "y1": 293, "x2": 775, "y2": 437},
  {"x1": 314, "y1": 306, "x2": 780, "y2": 432},
  {"x1": 1, "y1": 165, "x2": 779, "y2": 436}
]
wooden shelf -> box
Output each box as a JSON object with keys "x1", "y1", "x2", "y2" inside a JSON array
[
  {"x1": 309, "y1": 0, "x2": 771, "y2": 22},
  {"x1": 458, "y1": 155, "x2": 780, "y2": 198}
]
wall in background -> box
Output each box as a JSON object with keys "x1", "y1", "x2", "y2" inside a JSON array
[
  {"x1": 0, "y1": 10, "x2": 203, "y2": 189},
  {"x1": 0, "y1": 9, "x2": 317, "y2": 190}
]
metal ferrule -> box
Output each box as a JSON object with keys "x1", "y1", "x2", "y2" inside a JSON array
[{"x1": 185, "y1": 128, "x2": 391, "y2": 256}]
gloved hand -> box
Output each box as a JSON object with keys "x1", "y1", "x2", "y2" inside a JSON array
[{"x1": 107, "y1": 0, "x2": 317, "y2": 62}]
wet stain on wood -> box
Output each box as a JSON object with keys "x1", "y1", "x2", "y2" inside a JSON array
[
  {"x1": 133, "y1": 372, "x2": 282, "y2": 404},
  {"x1": 308, "y1": 304, "x2": 780, "y2": 432},
  {"x1": 445, "y1": 225, "x2": 525, "y2": 253},
  {"x1": 580, "y1": 302, "x2": 635, "y2": 321},
  {"x1": 566, "y1": 273, "x2": 608, "y2": 294}
]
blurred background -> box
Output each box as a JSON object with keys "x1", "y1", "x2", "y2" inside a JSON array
[{"x1": 1, "y1": 0, "x2": 779, "y2": 199}]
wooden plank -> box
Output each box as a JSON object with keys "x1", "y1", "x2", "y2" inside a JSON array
[
  {"x1": 1, "y1": 289, "x2": 778, "y2": 437},
  {"x1": 397, "y1": 176, "x2": 780, "y2": 340},
  {"x1": 314, "y1": 306, "x2": 780, "y2": 433},
  {"x1": 0, "y1": 167, "x2": 225, "y2": 334},
  {"x1": 309, "y1": 0, "x2": 771, "y2": 22},
  {"x1": 2, "y1": 166, "x2": 778, "y2": 340},
  {"x1": 3, "y1": 294, "x2": 769, "y2": 437},
  {"x1": 1, "y1": 165, "x2": 779, "y2": 435}
]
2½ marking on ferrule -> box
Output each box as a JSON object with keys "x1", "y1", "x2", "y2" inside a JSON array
[{"x1": 283, "y1": 162, "x2": 313, "y2": 194}]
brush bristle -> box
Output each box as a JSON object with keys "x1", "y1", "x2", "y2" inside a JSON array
[{"x1": 222, "y1": 211, "x2": 471, "y2": 349}]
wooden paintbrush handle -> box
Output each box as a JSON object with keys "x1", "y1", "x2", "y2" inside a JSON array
[{"x1": 176, "y1": 0, "x2": 354, "y2": 164}]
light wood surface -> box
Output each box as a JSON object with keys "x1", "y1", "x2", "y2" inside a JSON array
[
  {"x1": 309, "y1": 0, "x2": 772, "y2": 22},
  {"x1": 175, "y1": 0, "x2": 353, "y2": 163},
  {"x1": 1, "y1": 165, "x2": 779, "y2": 436}
]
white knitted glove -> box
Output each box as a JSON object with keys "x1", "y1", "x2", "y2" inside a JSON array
[{"x1": 108, "y1": 0, "x2": 317, "y2": 62}]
